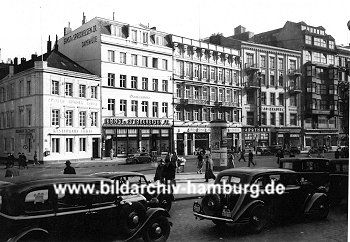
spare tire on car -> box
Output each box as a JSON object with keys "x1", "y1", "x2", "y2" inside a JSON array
[
  {"x1": 119, "y1": 202, "x2": 147, "y2": 236},
  {"x1": 201, "y1": 194, "x2": 222, "y2": 217}
]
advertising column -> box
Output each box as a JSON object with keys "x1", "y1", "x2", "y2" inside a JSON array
[{"x1": 209, "y1": 120, "x2": 228, "y2": 171}]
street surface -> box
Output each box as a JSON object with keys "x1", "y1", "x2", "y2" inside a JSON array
[{"x1": 168, "y1": 198, "x2": 348, "y2": 242}]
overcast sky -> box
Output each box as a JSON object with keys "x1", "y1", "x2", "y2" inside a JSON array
[{"x1": 1, "y1": 0, "x2": 349, "y2": 62}]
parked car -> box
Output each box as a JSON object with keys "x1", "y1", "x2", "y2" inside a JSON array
[
  {"x1": 126, "y1": 153, "x2": 152, "y2": 164},
  {"x1": 0, "y1": 174, "x2": 171, "y2": 242},
  {"x1": 287, "y1": 146, "x2": 301, "y2": 155},
  {"x1": 328, "y1": 158, "x2": 348, "y2": 204},
  {"x1": 93, "y1": 172, "x2": 174, "y2": 211},
  {"x1": 256, "y1": 146, "x2": 269, "y2": 156},
  {"x1": 193, "y1": 168, "x2": 329, "y2": 233}
]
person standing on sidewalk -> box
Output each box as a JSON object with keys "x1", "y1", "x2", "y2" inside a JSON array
[
  {"x1": 238, "y1": 150, "x2": 246, "y2": 162},
  {"x1": 110, "y1": 148, "x2": 114, "y2": 160},
  {"x1": 33, "y1": 151, "x2": 39, "y2": 165},
  {"x1": 197, "y1": 152, "x2": 204, "y2": 174},
  {"x1": 228, "y1": 152, "x2": 235, "y2": 168},
  {"x1": 63, "y1": 160, "x2": 76, "y2": 174},
  {"x1": 154, "y1": 159, "x2": 165, "y2": 183},
  {"x1": 248, "y1": 150, "x2": 255, "y2": 167},
  {"x1": 204, "y1": 155, "x2": 216, "y2": 182}
]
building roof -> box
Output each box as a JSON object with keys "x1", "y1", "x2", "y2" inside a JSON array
[{"x1": 14, "y1": 49, "x2": 93, "y2": 75}]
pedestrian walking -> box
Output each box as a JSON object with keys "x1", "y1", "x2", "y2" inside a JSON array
[
  {"x1": 154, "y1": 159, "x2": 165, "y2": 183},
  {"x1": 5, "y1": 163, "x2": 19, "y2": 178},
  {"x1": 197, "y1": 152, "x2": 204, "y2": 174},
  {"x1": 110, "y1": 148, "x2": 114, "y2": 160},
  {"x1": 33, "y1": 151, "x2": 39, "y2": 165},
  {"x1": 227, "y1": 152, "x2": 235, "y2": 168},
  {"x1": 248, "y1": 150, "x2": 255, "y2": 167},
  {"x1": 63, "y1": 160, "x2": 76, "y2": 174},
  {"x1": 164, "y1": 158, "x2": 176, "y2": 192},
  {"x1": 7, "y1": 153, "x2": 15, "y2": 167},
  {"x1": 238, "y1": 150, "x2": 246, "y2": 162},
  {"x1": 204, "y1": 155, "x2": 216, "y2": 182},
  {"x1": 19, "y1": 153, "x2": 28, "y2": 169}
]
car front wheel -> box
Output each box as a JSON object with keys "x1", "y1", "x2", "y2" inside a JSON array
[
  {"x1": 142, "y1": 216, "x2": 170, "y2": 242},
  {"x1": 248, "y1": 205, "x2": 269, "y2": 233},
  {"x1": 308, "y1": 197, "x2": 329, "y2": 220},
  {"x1": 157, "y1": 194, "x2": 172, "y2": 211},
  {"x1": 119, "y1": 202, "x2": 146, "y2": 236}
]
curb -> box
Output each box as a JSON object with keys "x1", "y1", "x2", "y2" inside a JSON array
[{"x1": 174, "y1": 195, "x2": 202, "y2": 201}]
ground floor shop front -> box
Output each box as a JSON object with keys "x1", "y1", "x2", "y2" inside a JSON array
[
  {"x1": 103, "y1": 118, "x2": 172, "y2": 157},
  {"x1": 303, "y1": 129, "x2": 340, "y2": 150}
]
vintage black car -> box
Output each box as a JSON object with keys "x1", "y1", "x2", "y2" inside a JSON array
[
  {"x1": 279, "y1": 158, "x2": 331, "y2": 189},
  {"x1": 193, "y1": 168, "x2": 329, "y2": 233},
  {"x1": 126, "y1": 153, "x2": 152, "y2": 164},
  {"x1": 328, "y1": 158, "x2": 348, "y2": 204},
  {"x1": 93, "y1": 172, "x2": 174, "y2": 211},
  {"x1": 0, "y1": 175, "x2": 171, "y2": 242}
]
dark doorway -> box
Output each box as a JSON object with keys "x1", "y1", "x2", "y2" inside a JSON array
[{"x1": 92, "y1": 138, "x2": 99, "y2": 158}]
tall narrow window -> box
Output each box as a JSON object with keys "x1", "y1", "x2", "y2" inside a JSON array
[
  {"x1": 52, "y1": 138, "x2": 60, "y2": 153},
  {"x1": 108, "y1": 50, "x2": 115, "y2": 62},
  {"x1": 120, "y1": 52, "x2": 126, "y2": 64},
  {"x1": 120, "y1": 75, "x2": 126, "y2": 88},
  {"x1": 131, "y1": 100, "x2": 138, "y2": 116},
  {"x1": 162, "y1": 80, "x2": 168, "y2": 92},
  {"x1": 79, "y1": 85, "x2": 86, "y2": 97},
  {"x1": 120, "y1": 100, "x2": 127, "y2": 116},
  {"x1": 91, "y1": 112, "x2": 97, "y2": 126},
  {"x1": 91, "y1": 86, "x2": 97, "y2": 99},
  {"x1": 108, "y1": 99, "x2": 115, "y2": 115},
  {"x1": 79, "y1": 138, "x2": 86, "y2": 152},
  {"x1": 141, "y1": 101, "x2": 148, "y2": 116},
  {"x1": 142, "y1": 77, "x2": 148, "y2": 90},
  {"x1": 66, "y1": 138, "x2": 73, "y2": 152},
  {"x1": 52, "y1": 109, "x2": 60, "y2": 126},
  {"x1": 162, "y1": 102, "x2": 168, "y2": 117},
  {"x1": 131, "y1": 76, "x2": 138, "y2": 89},
  {"x1": 52, "y1": 81, "x2": 59, "y2": 95},
  {"x1": 65, "y1": 83, "x2": 73, "y2": 96},
  {"x1": 152, "y1": 79, "x2": 158, "y2": 91},
  {"x1": 65, "y1": 110, "x2": 73, "y2": 126},
  {"x1": 152, "y1": 102, "x2": 158, "y2": 117},
  {"x1": 131, "y1": 54, "x2": 138, "y2": 66},
  {"x1": 108, "y1": 73, "x2": 115, "y2": 87},
  {"x1": 79, "y1": 111, "x2": 86, "y2": 127}
]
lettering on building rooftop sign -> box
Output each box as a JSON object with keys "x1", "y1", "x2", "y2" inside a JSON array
[
  {"x1": 64, "y1": 25, "x2": 97, "y2": 44},
  {"x1": 104, "y1": 118, "x2": 170, "y2": 127},
  {"x1": 261, "y1": 106, "x2": 285, "y2": 112},
  {"x1": 82, "y1": 36, "x2": 98, "y2": 47}
]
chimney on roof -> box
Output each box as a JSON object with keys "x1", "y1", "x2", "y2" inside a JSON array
[
  {"x1": 9, "y1": 65, "x2": 14, "y2": 76},
  {"x1": 47, "y1": 36, "x2": 52, "y2": 52},
  {"x1": 21, "y1": 58, "x2": 26, "y2": 64},
  {"x1": 64, "y1": 22, "x2": 72, "y2": 36},
  {"x1": 14, "y1": 57, "x2": 18, "y2": 66},
  {"x1": 113, "y1": 12, "x2": 115, "y2": 20},
  {"x1": 151, "y1": 27, "x2": 156, "y2": 30},
  {"x1": 31, "y1": 54, "x2": 38, "y2": 60},
  {"x1": 54, "y1": 35, "x2": 58, "y2": 51},
  {"x1": 234, "y1": 25, "x2": 246, "y2": 35},
  {"x1": 82, "y1": 12, "x2": 86, "y2": 25}
]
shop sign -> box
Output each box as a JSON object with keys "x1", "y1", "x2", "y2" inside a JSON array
[
  {"x1": 16, "y1": 129, "x2": 35, "y2": 134},
  {"x1": 243, "y1": 127, "x2": 270, "y2": 133},
  {"x1": 52, "y1": 128, "x2": 93, "y2": 134},
  {"x1": 261, "y1": 106, "x2": 284, "y2": 112},
  {"x1": 227, "y1": 128, "x2": 241, "y2": 133},
  {"x1": 104, "y1": 118, "x2": 170, "y2": 127},
  {"x1": 64, "y1": 25, "x2": 97, "y2": 44},
  {"x1": 290, "y1": 134, "x2": 300, "y2": 138},
  {"x1": 277, "y1": 128, "x2": 301, "y2": 133}
]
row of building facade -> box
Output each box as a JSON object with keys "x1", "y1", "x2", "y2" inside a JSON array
[{"x1": 0, "y1": 16, "x2": 349, "y2": 161}]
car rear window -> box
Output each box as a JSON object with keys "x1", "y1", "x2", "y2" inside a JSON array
[
  {"x1": 282, "y1": 162, "x2": 293, "y2": 169},
  {"x1": 24, "y1": 188, "x2": 54, "y2": 214},
  {"x1": 217, "y1": 175, "x2": 242, "y2": 185}
]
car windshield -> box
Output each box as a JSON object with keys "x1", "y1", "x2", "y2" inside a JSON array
[
  {"x1": 282, "y1": 162, "x2": 293, "y2": 169},
  {"x1": 216, "y1": 175, "x2": 244, "y2": 185}
]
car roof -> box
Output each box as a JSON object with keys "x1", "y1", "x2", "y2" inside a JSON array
[
  {"x1": 92, "y1": 171, "x2": 145, "y2": 179},
  {"x1": 280, "y1": 157, "x2": 329, "y2": 162},
  {"x1": 0, "y1": 174, "x2": 112, "y2": 193},
  {"x1": 219, "y1": 167, "x2": 295, "y2": 177}
]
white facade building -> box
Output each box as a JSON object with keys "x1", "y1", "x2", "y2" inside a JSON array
[
  {"x1": 0, "y1": 48, "x2": 101, "y2": 162},
  {"x1": 58, "y1": 17, "x2": 173, "y2": 157}
]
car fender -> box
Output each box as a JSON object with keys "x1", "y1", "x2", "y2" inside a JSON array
[
  {"x1": 304, "y1": 193, "x2": 327, "y2": 213},
  {"x1": 7, "y1": 227, "x2": 49, "y2": 242},
  {"x1": 232, "y1": 200, "x2": 265, "y2": 222},
  {"x1": 125, "y1": 208, "x2": 170, "y2": 241}
]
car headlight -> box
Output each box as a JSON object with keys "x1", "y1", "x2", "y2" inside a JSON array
[{"x1": 193, "y1": 201, "x2": 201, "y2": 213}]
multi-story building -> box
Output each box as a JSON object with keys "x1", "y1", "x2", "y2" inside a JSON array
[
  {"x1": 170, "y1": 35, "x2": 242, "y2": 155},
  {"x1": 58, "y1": 16, "x2": 173, "y2": 157},
  {"x1": 252, "y1": 21, "x2": 342, "y2": 150},
  {"x1": 0, "y1": 42, "x2": 101, "y2": 162},
  {"x1": 206, "y1": 27, "x2": 302, "y2": 150},
  {"x1": 336, "y1": 45, "x2": 350, "y2": 146}
]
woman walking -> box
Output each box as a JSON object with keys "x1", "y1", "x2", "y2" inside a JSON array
[
  {"x1": 204, "y1": 154, "x2": 216, "y2": 182},
  {"x1": 197, "y1": 152, "x2": 204, "y2": 174}
]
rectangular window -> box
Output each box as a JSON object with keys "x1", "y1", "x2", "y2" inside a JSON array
[
  {"x1": 91, "y1": 86, "x2": 97, "y2": 99},
  {"x1": 269, "y1": 57, "x2": 275, "y2": 69},
  {"x1": 210, "y1": 67, "x2": 216, "y2": 80},
  {"x1": 142, "y1": 77, "x2": 148, "y2": 90},
  {"x1": 278, "y1": 93, "x2": 284, "y2": 105},
  {"x1": 247, "y1": 111, "x2": 254, "y2": 125},
  {"x1": 120, "y1": 75, "x2": 126, "y2": 88},
  {"x1": 152, "y1": 102, "x2": 158, "y2": 117},
  {"x1": 131, "y1": 76, "x2": 138, "y2": 89},
  {"x1": 131, "y1": 100, "x2": 138, "y2": 116},
  {"x1": 261, "y1": 112, "x2": 267, "y2": 125},
  {"x1": 52, "y1": 109, "x2": 60, "y2": 126},
  {"x1": 52, "y1": 138, "x2": 60, "y2": 153},
  {"x1": 260, "y1": 55, "x2": 266, "y2": 68},
  {"x1": 66, "y1": 138, "x2": 73, "y2": 152},
  {"x1": 79, "y1": 111, "x2": 86, "y2": 127},
  {"x1": 26, "y1": 107, "x2": 31, "y2": 126},
  {"x1": 176, "y1": 84, "x2": 182, "y2": 98},
  {"x1": 305, "y1": 35, "x2": 312, "y2": 45},
  {"x1": 27, "y1": 80, "x2": 31, "y2": 96},
  {"x1": 141, "y1": 101, "x2": 148, "y2": 116},
  {"x1": 194, "y1": 64, "x2": 199, "y2": 78},
  {"x1": 289, "y1": 60, "x2": 296, "y2": 70},
  {"x1": 131, "y1": 54, "x2": 137, "y2": 66},
  {"x1": 329, "y1": 41, "x2": 335, "y2": 49},
  {"x1": 142, "y1": 32, "x2": 148, "y2": 44},
  {"x1": 270, "y1": 112, "x2": 276, "y2": 125},
  {"x1": 52, "y1": 81, "x2": 59, "y2": 95},
  {"x1": 152, "y1": 79, "x2": 158, "y2": 91},
  {"x1": 108, "y1": 99, "x2": 115, "y2": 113},
  {"x1": 142, "y1": 56, "x2": 148, "y2": 67},
  {"x1": 108, "y1": 73, "x2": 115, "y2": 87},
  {"x1": 246, "y1": 53, "x2": 254, "y2": 66},
  {"x1": 247, "y1": 91, "x2": 254, "y2": 104},
  {"x1": 79, "y1": 85, "x2": 86, "y2": 98},
  {"x1": 65, "y1": 110, "x2": 73, "y2": 126},
  {"x1": 162, "y1": 80, "x2": 168, "y2": 92},
  {"x1": 278, "y1": 58, "x2": 283, "y2": 69},
  {"x1": 261, "y1": 92, "x2": 266, "y2": 105},
  {"x1": 290, "y1": 113, "x2": 297, "y2": 125},
  {"x1": 120, "y1": 52, "x2": 126, "y2": 64},
  {"x1": 152, "y1": 58, "x2": 158, "y2": 68},
  {"x1": 65, "y1": 83, "x2": 73, "y2": 96},
  {"x1": 79, "y1": 138, "x2": 86, "y2": 152},
  {"x1": 290, "y1": 95, "x2": 297, "y2": 107},
  {"x1": 202, "y1": 65, "x2": 208, "y2": 79},
  {"x1": 162, "y1": 102, "x2": 168, "y2": 117},
  {"x1": 131, "y1": 30, "x2": 137, "y2": 42},
  {"x1": 108, "y1": 50, "x2": 115, "y2": 62},
  {"x1": 279, "y1": 113, "x2": 284, "y2": 125},
  {"x1": 120, "y1": 100, "x2": 127, "y2": 115},
  {"x1": 270, "y1": 93, "x2": 276, "y2": 105},
  {"x1": 162, "y1": 59, "x2": 168, "y2": 70},
  {"x1": 278, "y1": 73, "x2": 283, "y2": 87},
  {"x1": 270, "y1": 75, "x2": 275, "y2": 86},
  {"x1": 260, "y1": 74, "x2": 266, "y2": 86},
  {"x1": 91, "y1": 112, "x2": 97, "y2": 126}
]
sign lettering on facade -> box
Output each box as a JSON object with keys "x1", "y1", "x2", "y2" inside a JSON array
[
  {"x1": 103, "y1": 118, "x2": 170, "y2": 127},
  {"x1": 64, "y1": 25, "x2": 97, "y2": 44},
  {"x1": 261, "y1": 106, "x2": 285, "y2": 112}
]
